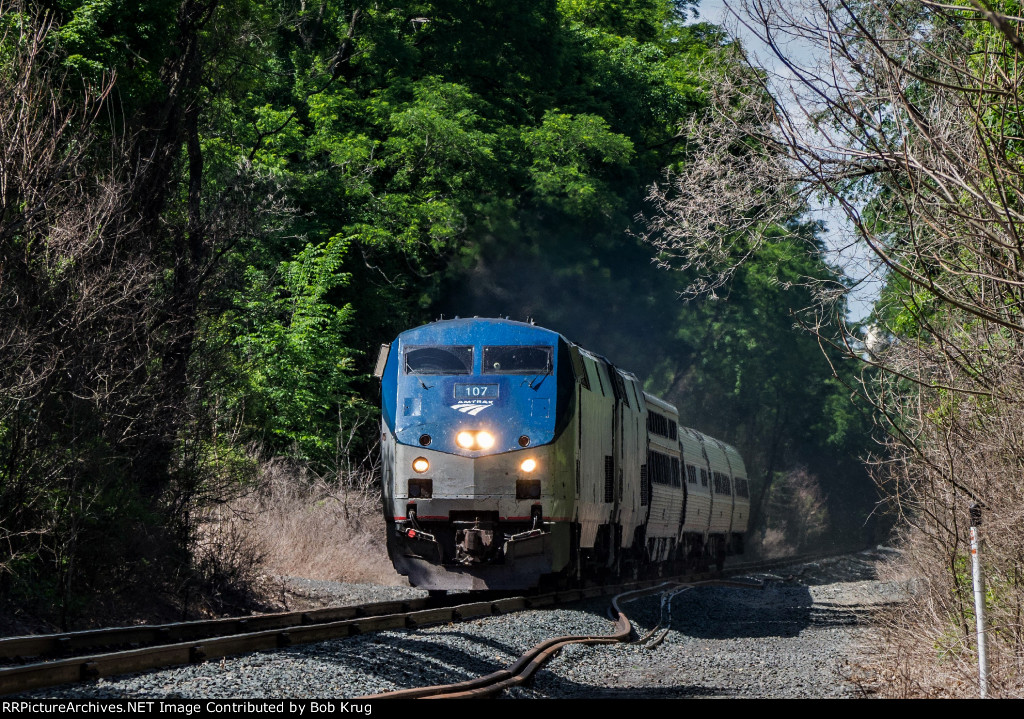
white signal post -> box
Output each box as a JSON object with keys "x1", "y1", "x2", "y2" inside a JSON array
[{"x1": 969, "y1": 503, "x2": 988, "y2": 698}]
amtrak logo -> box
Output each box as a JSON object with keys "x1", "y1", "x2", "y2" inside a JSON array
[{"x1": 450, "y1": 401, "x2": 494, "y2": 416}]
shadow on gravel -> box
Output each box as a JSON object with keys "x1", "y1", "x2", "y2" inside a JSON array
[
  {"x1": 288, "y1": 629, "x2": 526, "y2": 692},
  {"x1": 654, "y1": 583, "x2": 816, "y2": 640},
  {"x1": 509, "y1": 683, "x2": 731, "y2": 699},
  {"x1": 281, "y1": 582, "x2": 864, "y2": 695},
  {"x1": 778, "y1": 556, "x2": 881, "y2": 586},
  {"x1": 655, "y1": 579, "x2": 875, "y2": 642}
]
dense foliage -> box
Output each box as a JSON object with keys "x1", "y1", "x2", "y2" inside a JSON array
[
  {"x1": 653, "y1": 0, "x2": 1024, "y2": 694},
  {"x1": 0, "y1": 0, "x2": 875, "y2": 627}
]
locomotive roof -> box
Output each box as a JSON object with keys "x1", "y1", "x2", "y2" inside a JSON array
[
  {"x1": 397, "y1": 318, "x2": 643, "y2": 388},
  {"x1": 398, "y1": 317, "x2": 565, "y2": 344}
]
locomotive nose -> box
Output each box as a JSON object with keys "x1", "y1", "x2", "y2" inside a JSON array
[{"x1": 393, "y1": 442, "x2": 549, "y2": 503}]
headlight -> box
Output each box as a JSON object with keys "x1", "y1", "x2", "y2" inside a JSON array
[
  {"x1": 520, "y1": 458, "x2": 537, "y2": 473},
  {"x1": 455, "y1": 430, "x2": 496, "y2": 449},
  {"x1": 412, "y1": 457, "x2": 429, "y2": 473}
]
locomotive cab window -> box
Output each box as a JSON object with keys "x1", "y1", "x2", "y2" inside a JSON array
[
  {"x1": 482, "y1": 346, "x2": 553, "y2": 374},
  {"x1": 405, "y1": 345, "x2": 474, "y2": 375}
]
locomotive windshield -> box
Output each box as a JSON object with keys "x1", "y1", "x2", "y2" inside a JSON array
[
  {"x1": 405, "y1": 345, "x2": 473, "y2": 375},
  {"x1": 482, "y1": 345, "x2": 553, "y2": 374}
]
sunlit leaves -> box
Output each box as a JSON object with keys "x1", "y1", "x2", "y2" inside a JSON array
[
  {"x1": 225, "y1": 234, "x2": 361, "y2": 461},
  {"x1": 522, "y1": 110, "x2": 634, "y2": 216}
]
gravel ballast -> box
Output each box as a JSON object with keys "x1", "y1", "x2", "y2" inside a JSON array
[{"x1": 13, "y1": 549, "x2": 901, "y2": 700}]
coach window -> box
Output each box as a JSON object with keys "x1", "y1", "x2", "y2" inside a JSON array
[
  {"x1": 713, "y1": 471, "x2": 732, "y2": 495},
  {"x1": 648, "y1": 412, "x2": 669, "y2": 437},
  {"x1": 735, "y1": 477, "x2": 749, "y2": 498},
  {"x1": 483, "y1": 346, "x2": 553, "y2": 374},
  {"x1": 687, "y1": 465, "x2": 698, "y2": 485},
  {"x1": 405, "y1": 346, "x2": 473, "y2": 375},
  {"x1": 647, "y1": 451, "x2": 667, "y2": 485}
]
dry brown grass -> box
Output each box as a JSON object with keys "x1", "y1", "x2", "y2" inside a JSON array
[
  {"x1": 854, "y1": 355, "x2": 1024, "y2": 698},
  {"x1": 749, "y1": 467, "x2": 828, "y2": 560},
  {"x1": 200, "y1": 457, "x2": 405, "y2": 589},
  {"x1": 846, "y1": 537, "x2": 1024, "y2": 699},
  {"x1": 755, "y1": 528, "x2": 793, "y2": 559}
]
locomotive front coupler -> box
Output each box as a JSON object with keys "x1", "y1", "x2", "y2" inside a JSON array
[{"x1": 453, "y1": 517, "x2": 501, "y2": 565}]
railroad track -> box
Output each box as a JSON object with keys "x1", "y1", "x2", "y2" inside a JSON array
[
  {"x1": 0, "y1": 547, "x2": 870, "y2": 697},
  {"x1": 0, "y1": 594, "x2": 467, "y2": 665},
  {"x1": 0, "y1": 582, "x2": 668, "y2": 696},
  {"x1": 356, "y1": 577, "x2": 765, "y2": 700}
]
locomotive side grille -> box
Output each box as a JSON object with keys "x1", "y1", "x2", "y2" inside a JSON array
[
  {"x1": 604, "y1": 455, "x2": 614, "y2": 503},
  {"x1": 640, "y1": 464, "x2": 648, "y2": 506}
]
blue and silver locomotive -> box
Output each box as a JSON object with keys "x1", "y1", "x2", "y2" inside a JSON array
[{"x1": 375, "y1": 318, "x2": 749, "y2": 591}]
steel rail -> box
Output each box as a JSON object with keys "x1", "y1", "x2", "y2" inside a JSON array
[
  {"x1": 0, "y1": 544, "x2": 873, "y2": 697},
  {"x1": 356, "y1": 578, "x2": 766, "y2": 699},
  {"x1": 354, "y1": 583, "x2": 677, "y2": 700},
  {"x1": 0, "y1": 598, "x2": 436, "y2": 663},
  {"x1": 0, "y1": 595, "x2": 528, "y2": 696},
  {"x1": 0, "y1": 583, "x2": 662, "y2": 696}
]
